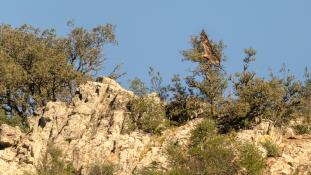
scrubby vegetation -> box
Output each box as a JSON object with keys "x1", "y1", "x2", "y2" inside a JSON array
[
  {"x1": 125, "y1": 95, "x2": 168, "y2": 134},
  {"x1": 34, "y1": 146, "x2": 115, "y2": 175},
  {"x1": 1, "y1": 23, "x2": 309, "y2": 134},
  {"x1": 0, "y1": 109, "x2": 23, "y2": 127},
  {"x1": 1, "y1": 22, "x2": 310, "y2": 174},
  {"x1": 88, "y1": 163, "x2": 115, "y2": 175},
  {"x1": 238, "y1": 143, "x2": 266, "y2": 175},
  {"x1": 293, "y1": 124, "x2": 310, "y2": 135},
  {"x1": 37, "y1": 145, "x2": 76, "y2": 175},
  {"x1": 127, "y1": 30, "x2": 309, "y2": 174},
  {"x1": 137, "y1": 119, "x2": 265, "y2": 175},
  {"x1": 128, "y1": 30, "x2": 310, "y2": 135},
  {"x1": 261, "y1": 140, "x2": 280, "y2": 158}
]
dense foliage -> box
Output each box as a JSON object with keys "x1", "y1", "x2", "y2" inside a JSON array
[
  {"x1": 0, "y1": 22, "x2": 116, "y2": 126},
  {"x1": 125, "y1": 95, "x2": 168, "y2": 134}
]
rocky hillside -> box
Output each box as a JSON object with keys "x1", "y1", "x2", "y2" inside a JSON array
[{"x1": 0, "y1": 77, "x2": 310, "y2": 175}]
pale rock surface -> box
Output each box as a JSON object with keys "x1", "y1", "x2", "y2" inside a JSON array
[
  {"x1": 0, "y1": 77, "x2": 199, "y2": 175},
  {"x1": 237, "y1": 120, "x2": 311, "y2": 175},
  {"x1": 0, "y1": 77, "x2": 310, "y2": 175}
]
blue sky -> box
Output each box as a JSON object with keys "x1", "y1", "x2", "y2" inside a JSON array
[{"x1": 1, "y1": 0, "x2": 310, "y2": 87}]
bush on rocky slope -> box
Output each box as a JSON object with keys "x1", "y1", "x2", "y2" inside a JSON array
[
  {"x1": 144, "y1": 119, "x2": 266, "y2": 175},
  {"x1": 88, "y1": 163, "x2": 115, "y2": 175},
  {"x1": 125, "y1": 95, "x2": 169, "y2": 134},
  {"x1": 37, "y1": 145, "x2": 76, "y2": 175}
]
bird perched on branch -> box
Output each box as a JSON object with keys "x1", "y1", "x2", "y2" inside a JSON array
[{"x1": 200, "y1": 30, "x2": 221, "y2": 66}]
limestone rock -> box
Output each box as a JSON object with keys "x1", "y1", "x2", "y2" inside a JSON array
[
  {"x1": 0, "y1": 78, "x2": 199, "y2": 175},
  {"x1": 0, "y1": 77, "x2": 311, "y2": 175},
  {"x1": 0, "y1": 124, "x2": 23, "y2": 147},
  {"x1": 237, "y1": 120, "x2": 311, "y2": 175}
]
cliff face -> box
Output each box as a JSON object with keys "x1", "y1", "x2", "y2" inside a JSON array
[
  {"x1": 0, "y1": 77, "x2": 199, "y2": 175},
  {"x1": 0, "y1": 77, "x2": 310, "y2": 175}
]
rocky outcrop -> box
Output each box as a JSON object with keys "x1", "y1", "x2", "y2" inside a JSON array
[
  {"x1": 0, "y1": 77, "x2": 200, "y2": 175},
  {"x1": 0, "y1": 77, "x2": 310, "y2": 175},
  {"x1": 237, "y1": 121, "x2": 311, "y2": 175},
  {"x1": 0, "y1": 124, "x2": 35, "y2": 175}
]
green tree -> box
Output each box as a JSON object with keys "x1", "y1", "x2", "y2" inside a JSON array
[
  {"x1": 182, "y1": 30, "x2": 227, "y2": 118},
  {"x1": 65, "y1": 20, "x2": 117, "y2": 75},
  {"x1": 219, "y1": 49, "x2": 307, "y2": 132},
  {"x1": 0, "y1": 22, "x2": 116, "y2": 127},
  {"x1": 129, "y1": 78, "x2": 148, "y2": 96}
]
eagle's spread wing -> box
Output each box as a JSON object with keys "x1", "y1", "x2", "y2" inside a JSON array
[{"x1": 200, "y1": 30, "x2": 221, "y2": 66}]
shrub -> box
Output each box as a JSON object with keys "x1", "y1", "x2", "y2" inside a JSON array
[
  {"x1": 164, "y1": 169, "x2": 190, "y2": 175},
  {"x1": 0, "y1": 113, "x2": 22, "y2": 127},
  {"x1": 293, "y1": 124, "x2": 310, "y2": 134},
  {"x1": 166, "y1": 96, "x2": 205, "y2": 126},
  {"x1": 221, "y1": 76, "x2": 286, "y2": 131},
  {"x1": 126, "y1": 95, "x2": 168, "y2": 134},
  {"x1": 238, "y1": 143, "x2": 266, "y2": 175},
  {"x1": 165, "y1": 99, "x2": 192, "y2": 125},
  {"x1": 88, "y1": 163, "x2": 115, "y2": 175},
  {"x1": 129, "y1": 78, "x2": 148, "y2": 96},
  {"x1": 190, "y1": 119, "x2": 216, "y2": 147},
  {"x1": 167, "y1": 135, "x2": 239, "y2": 175},
  {"x1": 219, "y1": 52, "x2": 307, "y2": 132},
  {"x1": 164, "y1": 118, "x2": 266, "y2": 175},
  {"x1": 188, "y1": 135, "x2": 238, "y2": 175},
  {"x1": 166, "y1": 144, "x2": 188, "y2": 168},
  {"x1": 0, "y1": 109, "x2": 30, "y2": 132},
  {"x1": 162, "y1": 140, "x2": 266, "y2": 175},
  {"x1": 165, "y1": 75, "x2": 198, "y2": 125},
  {"x1": 38, "y1": 146, "x2": 76, "y2": 175},
  {"x1": 261, "y1": 140, "x2": 279, "y2": 157},
  {"x1": 135, "y1": 168, "x2": 191, "y2": 175},
  {"x1": 136, "y1": 168, "x2": 190, "y2": 175}
]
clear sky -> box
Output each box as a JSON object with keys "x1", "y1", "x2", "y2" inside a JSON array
[{"x1": 1, "y1": 0, "x2": 310, "y2": 87}]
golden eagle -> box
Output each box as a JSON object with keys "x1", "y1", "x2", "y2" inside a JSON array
[{"x1": 200, "y1": 30, "x2": 221, "y2": 66}]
